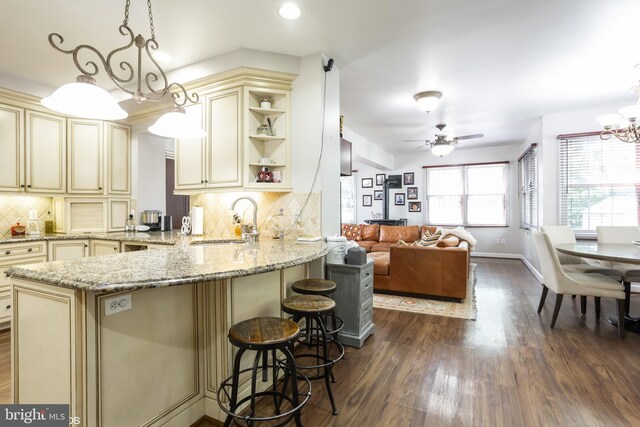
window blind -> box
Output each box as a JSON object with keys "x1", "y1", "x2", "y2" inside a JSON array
[
  {"x1": 559, "y1": 133, "x2": 640, "y2": 236},
  {"x1": 518, "y1": 144, "x2": 538, "y2": 230},
  {"x1": 424, "y1": 162, "x2": 509, "y2": 227}
]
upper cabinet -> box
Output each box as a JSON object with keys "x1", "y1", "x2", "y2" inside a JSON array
[
  {"x1": 26, "y1": 110, "x2": 66, "y2": 193},
  {"x1": 105, "y1": 123, "x2": 131, "y2": 195},
  {"x1": 174, "y1": 71, "x2": 293, "y2": 194},
  {"x1": 67, "y1": 119, "x2": 103, "y2": 194},
  {"x1": 0, "y1": 103, "x2": 24, "y2": 192}
]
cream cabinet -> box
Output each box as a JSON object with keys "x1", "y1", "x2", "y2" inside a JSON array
[
  {"x1": 174, "y1": 71, "x2": 293, "y2": 194},
  {"x1": 106, "y1": 123, "x2": 131, "y2": 195},
  {"x1": 176, "y1": 88, "x2": 243, "y2": 191},
  {"x1": 0, "y1": 103, "x2": 24, "y2": 192},
  {"x1": 175, "y1": 103, "x2": 206, "y2": 190},
  {"x1": 25, "y1": 110, "x2": 66, "y2": 193},
  {"x1": 90, "y1": 240, "x2": 120, "y2": 256},
  {"x1": 67, "y1": 119, "x2": 104, "y2": 194},
  {"x1": 205, "y1": 87, "x2": 243, "y2": 188},
  {"x1": 48, "y1": 240, "x2": 89, "y2": 261}
]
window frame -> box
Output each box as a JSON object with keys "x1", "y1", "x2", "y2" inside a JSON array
[
  {"x1": 518, "y1": 144, "x2": 538, "y2": 231},
  {"x1": 423, "y1": 161, "x2": 510, "y2": 227}
]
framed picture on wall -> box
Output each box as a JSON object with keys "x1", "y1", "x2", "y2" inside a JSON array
[
  {"x1": 362, "y1": 178, "x2": 373, "y2": 188},
  {"x1": 394, "y1": 193, "x2": 405, "y2": 206},
  {"x1": 374, "y1": 190, "x2": 383, "y2": 200},
  {"x1": 363, "y1": 195, "x2": 372, "y2": 206},
  {"x1": 404, "y1": 172, "x2": 415, "y2": 185},
  {"x1": 407, "y1": 187, "x2": 418, "y2": 200},
  {"x1": 376, "y1": 173, "x2": 386, "y2": 186},
  {"x1": 408, "y1": 201, "x2": 422, "y2": 212}
]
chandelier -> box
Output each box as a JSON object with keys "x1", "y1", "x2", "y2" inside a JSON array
[
  {"x1": 596, "y1": 65, "x2": 640, "y2": 143},
  {"x1": 429, "y1": 124, "x2": 456, "y2": 157},
  {"x1": 41, "y1": 0, "x2": 205, "y2": 139}
]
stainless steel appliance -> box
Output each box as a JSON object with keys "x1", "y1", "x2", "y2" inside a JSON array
[
  {"x1": 142, "y1": 210, "x2": 162, "y2": 231},
  {"x1": 160, "y1": 215, "x2": 172, "y2": 231}
]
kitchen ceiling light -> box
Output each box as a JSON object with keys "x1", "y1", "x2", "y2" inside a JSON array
[
  {"x1": 413, "y1": 90, "x2": 442, "y2": 113},
  {"x1": 148, "y1": 107, "x2": 206, "y2": 139},
  {"x1": 430, "y1": 140, "x2": 455, "y2": 157},
  {"x1": 597, "y1": 64, "x2": 640, "y2": 143},
  {"x1": 279, "y1": 3, "x2": 301, "y2": 20},
  {"x1": 42, "y1": 0, "x2": 204, "y2": 139},
  {"x1": 41, "y1": 75, "x2": 128, "y2": 120}
]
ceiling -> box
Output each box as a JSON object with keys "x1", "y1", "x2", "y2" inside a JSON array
[{"x1": 2, "y1": 0, "x2": 640, "y2": 153}]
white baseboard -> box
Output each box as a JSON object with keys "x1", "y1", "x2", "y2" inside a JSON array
[
  {"x1": 520, "y1": 256, "x2": 543, "y2": 283},
  {"x1": 471, "y1": 252, "x2": 521, "y2": 259}
]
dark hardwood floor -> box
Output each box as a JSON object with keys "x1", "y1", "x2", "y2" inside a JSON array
[{"x1": 3, "y1": 258, "x2": 640, "y2": 426}]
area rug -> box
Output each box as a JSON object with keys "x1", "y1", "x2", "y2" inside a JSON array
[{"x1": 372, "y1": 264, "x2": 477, "y2": 320}]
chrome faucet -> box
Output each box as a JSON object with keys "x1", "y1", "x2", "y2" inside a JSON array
[{"x1": 230, "y1": 196, "x2": 259, "y2": 242}]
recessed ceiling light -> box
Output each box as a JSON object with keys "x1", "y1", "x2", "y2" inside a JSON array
[
  {"x1": 279, "y1": 3, "x2": 301, "y2": 20},
  {"x1": 152, "y1": 50, "x2": 172, "y2": 63}
]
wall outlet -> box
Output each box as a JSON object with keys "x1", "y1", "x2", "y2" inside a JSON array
[
  {"x1": 104, "y1": 294, "x2": 132, "y2": 316},
  {"x1": 495, "y1": 238, "x2": 500, "y2": 244},
  {"x1": 28, "y1": 209, "x2": 37, "y2": 220},
  {"x1": 501, "y1": 238, "x2": 506, "y2": 245}
]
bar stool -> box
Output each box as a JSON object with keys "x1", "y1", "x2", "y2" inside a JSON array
[
  {"x1": 217, "y1": 317, "x2": 311, "y2": 427},
  {"x1": 281, "y1": 295, "x2": 345, "y2": 415}
]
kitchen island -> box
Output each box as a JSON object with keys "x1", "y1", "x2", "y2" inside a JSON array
[{"x1": 7, "y1": 239, "x2": 328, "y2": 427}]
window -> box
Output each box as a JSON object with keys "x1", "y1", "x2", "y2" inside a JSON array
[
  {"x1": 559, "y1": 133, "x2": 640, "y2": 235},
  {"x1": 340, "y1": 175, "x2": 357, "y2": 224},
  {"x1": 425, "y1": 162, "x2": 509, "y2": 226},
  {"x1": 518, "y1": 144, "x2": 538, "y2": 230}
]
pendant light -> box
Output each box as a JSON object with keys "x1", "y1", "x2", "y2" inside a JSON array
[{"x1": 42, "y1": 0, "x2": 205, "y2": 139}]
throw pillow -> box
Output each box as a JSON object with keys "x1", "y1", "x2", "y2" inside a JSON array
[
  {"x1": 436, "y1": 235, "x2": 460, "y2": 247},
  {"x1": 341, "y1": 224, "x2": 363, "y2": 241}
]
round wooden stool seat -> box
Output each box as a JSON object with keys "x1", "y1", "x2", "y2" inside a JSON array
[
  {"x1": 292, "y1": 279, "x2": 337, "y2": 295},
  {"x1": 228, "y1": 317, "x2": 300, "y2": 349},
  {"x1": 281, "y1": 295, "x2": 336, "y2": 315}
]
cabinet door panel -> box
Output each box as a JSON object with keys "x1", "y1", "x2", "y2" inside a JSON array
[
  {"x1": 68, "y1": 119, "x2": 103, "y2": 194},
  {"x1": 26, "y1": 110, "x2": 66, "y2": 193},
  {"x1": 106, "y1": 123, "x2": 131, "y2": 194},
  {"x1": 175, "y1": 103, "x2": 205, "y2": 190},
  {"x1": 48, "y1": 240, "x2": 89, "y2": 261},
  {"x1": 207, "y1": 88, "x2": 242, "y2": 187},
  {"x1": 90, "y1": 240, "x2": 120, "y2": 256},
  {"x1": 0, "y1": 104, "x2": 24, "y2": 192}
]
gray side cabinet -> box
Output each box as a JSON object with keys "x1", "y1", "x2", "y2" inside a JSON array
[{"x1": 325, "y1": 260, "x2": 375, "y2": 348}]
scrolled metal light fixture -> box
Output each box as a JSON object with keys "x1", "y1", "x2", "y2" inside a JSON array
[
  {"x1": 597, "y1": 64, "x2": 640, "y2": 143},
  {"x1": 42, "y1": 0, "x2": 205, "y2": 139}
]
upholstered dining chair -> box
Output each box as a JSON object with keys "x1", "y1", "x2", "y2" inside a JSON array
[
  {"x1": 596, "y1": 226, "x2": 640, "y2": 316},
  {"x1": 541, "y1": 225, "x2": 622, "y2": 317},
  {"x1": 533, "y1": 231, "x2": 626, "y2": 337}
]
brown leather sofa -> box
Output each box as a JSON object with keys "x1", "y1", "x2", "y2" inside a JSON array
[{"x1": 342, "y1": 224, "x2": 470, "y2": 301}]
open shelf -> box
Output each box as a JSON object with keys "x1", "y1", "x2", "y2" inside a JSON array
[
  {"x1": 248, "y1": 163, "x2": 286, "y2": 167},
  {"x1": 249, "y1": 107, "x2": 286, "y2": 116},
  {"x1": 249, "y1": 135, "x2": 286, "y2": 142}
]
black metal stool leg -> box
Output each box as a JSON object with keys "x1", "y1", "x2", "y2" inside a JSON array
[
  {"x1": 249, "y1": 350, "x2": 262, "y2": 425},
  {"x1": 318, "y1": 317, "x2": 338, "y2": 415},
  {"x1": 224, "y1": 348, "x2": 246, "y2": 427},
  {"x1": 271, "y1": 349, "x2": 280, "y2": 415},
  {"x1": 283, "y1": 345, "x2": 304, "y2": 427}
]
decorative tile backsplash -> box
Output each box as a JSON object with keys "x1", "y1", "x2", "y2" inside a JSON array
[
  {"x1": 0, "y1": 196, "x2": 53, "y2": 238},
  {"x1": 191, "y1": 192, "x2": 321, "y2": 238}
]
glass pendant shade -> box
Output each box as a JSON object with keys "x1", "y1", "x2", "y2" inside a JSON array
[
  {"x1": 148, "y1": 108, "x2": 206, "y2": 139},
  {"x1": 596, "y1": 114, "x2": 622, "y2": 129},
  {"x1": 431, "y1": 142, "x2": 454, "y2": 157},
  {"x1": 41, "y1": 76, "x2": 128, "y2": 120},
  {"x1": 619, "y1": 104, "x2": 640, "y2": 121}
]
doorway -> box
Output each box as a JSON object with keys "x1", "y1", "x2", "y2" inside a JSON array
[{"x1": 165, "y1": 157, "x2": 190, "y2": 230}]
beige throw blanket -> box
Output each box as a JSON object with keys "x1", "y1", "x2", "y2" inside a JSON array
[{"x1": 440, "y1": 227, "x2": 477, "y2": 251}]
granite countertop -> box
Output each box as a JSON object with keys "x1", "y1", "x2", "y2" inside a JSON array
[
  {"x1": 0, "y1": 231, "x2": 240, "y2": 246},
  {"x1": 8, "y1": 239, "x2": 328, "y2": 293}
]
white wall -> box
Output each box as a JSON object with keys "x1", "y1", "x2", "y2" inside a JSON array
[
  {"x1": 353, "y1": 144, "x2": 522, "y2": 255},
  {"x1": 343, "y1": 126, "x2": 395, "y2": 171}
]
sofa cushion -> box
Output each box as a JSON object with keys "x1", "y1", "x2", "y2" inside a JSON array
[
  {"x1": 379, "y1": 225, "x2": 420, "y2": 243},
  {"x1": 421, "y1": 225, "x2": 439, "y2": 236},
  {"x1": 357, "y1": 241, "x2": 376, "y2": 252},
  {"x1": 368, "y1": 252, "x2": 390, "y2": 275},
  {"x1": 370, "y1": 242, "x2": 396, "y2": 252},
  {"x1": 341, "y1": 224, "x2": 363, "y2": 241},
  {"x1": 437, "y1": 235, "x2": 460, "y2": 247},
  {"x1": 361, "y1": 224, "x2": 380, "y2": 241}
]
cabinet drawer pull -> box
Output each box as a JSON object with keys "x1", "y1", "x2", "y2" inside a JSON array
[
  {"x1": 20, "y1": 184, "x2": 25, "y2": 188},
  {"x1": 27, "y1": 184, "x2": 31, "y2": 188},
  {"x1": 84, "y1": 244, "x2": 89, "y2": 248},
  {"x1": 99, "y1": 186, "x2": 103, "y2": 190},
  {"x1": 200, "y1": 180, "x2": 204, "y2": 184},
  {"x1": 28, "y1": 248, "x2": 33, "y2": 252},
  {"x1": 5, "y1": 305, "x2": 10, "y2": 309},
  {"x1": 5, "y1": 251, "x2": 10, "y2": 255}
]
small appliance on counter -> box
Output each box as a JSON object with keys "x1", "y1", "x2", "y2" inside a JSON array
[
  {"x1": 160, "y1": 215, "x2": 173, "y2": 231},
  {"x1": 10, "y1": 222, "x2": 26, "y2": 236},
  {"x1": 141, "y1": 210, "x2": 162, "y2": 231}
]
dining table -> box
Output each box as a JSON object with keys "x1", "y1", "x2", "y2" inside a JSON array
[{"x1": 556, "y1": 242, "x2": 640, "y2": 332}]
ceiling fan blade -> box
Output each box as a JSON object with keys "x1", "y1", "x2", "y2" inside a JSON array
[
  {"x1": 404, "y1": 139, "x2": 428, "y2": 142},
  {"x1": 414, "y1": 144, "x2": 426, "y2": 149},
  {"x1": 454, "y1": 133, "x2": 484, "y2": 141}
]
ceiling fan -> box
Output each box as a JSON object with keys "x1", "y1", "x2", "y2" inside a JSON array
[{"x1": 404, "y1": 124, "x2": 484, "y2": 157}]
